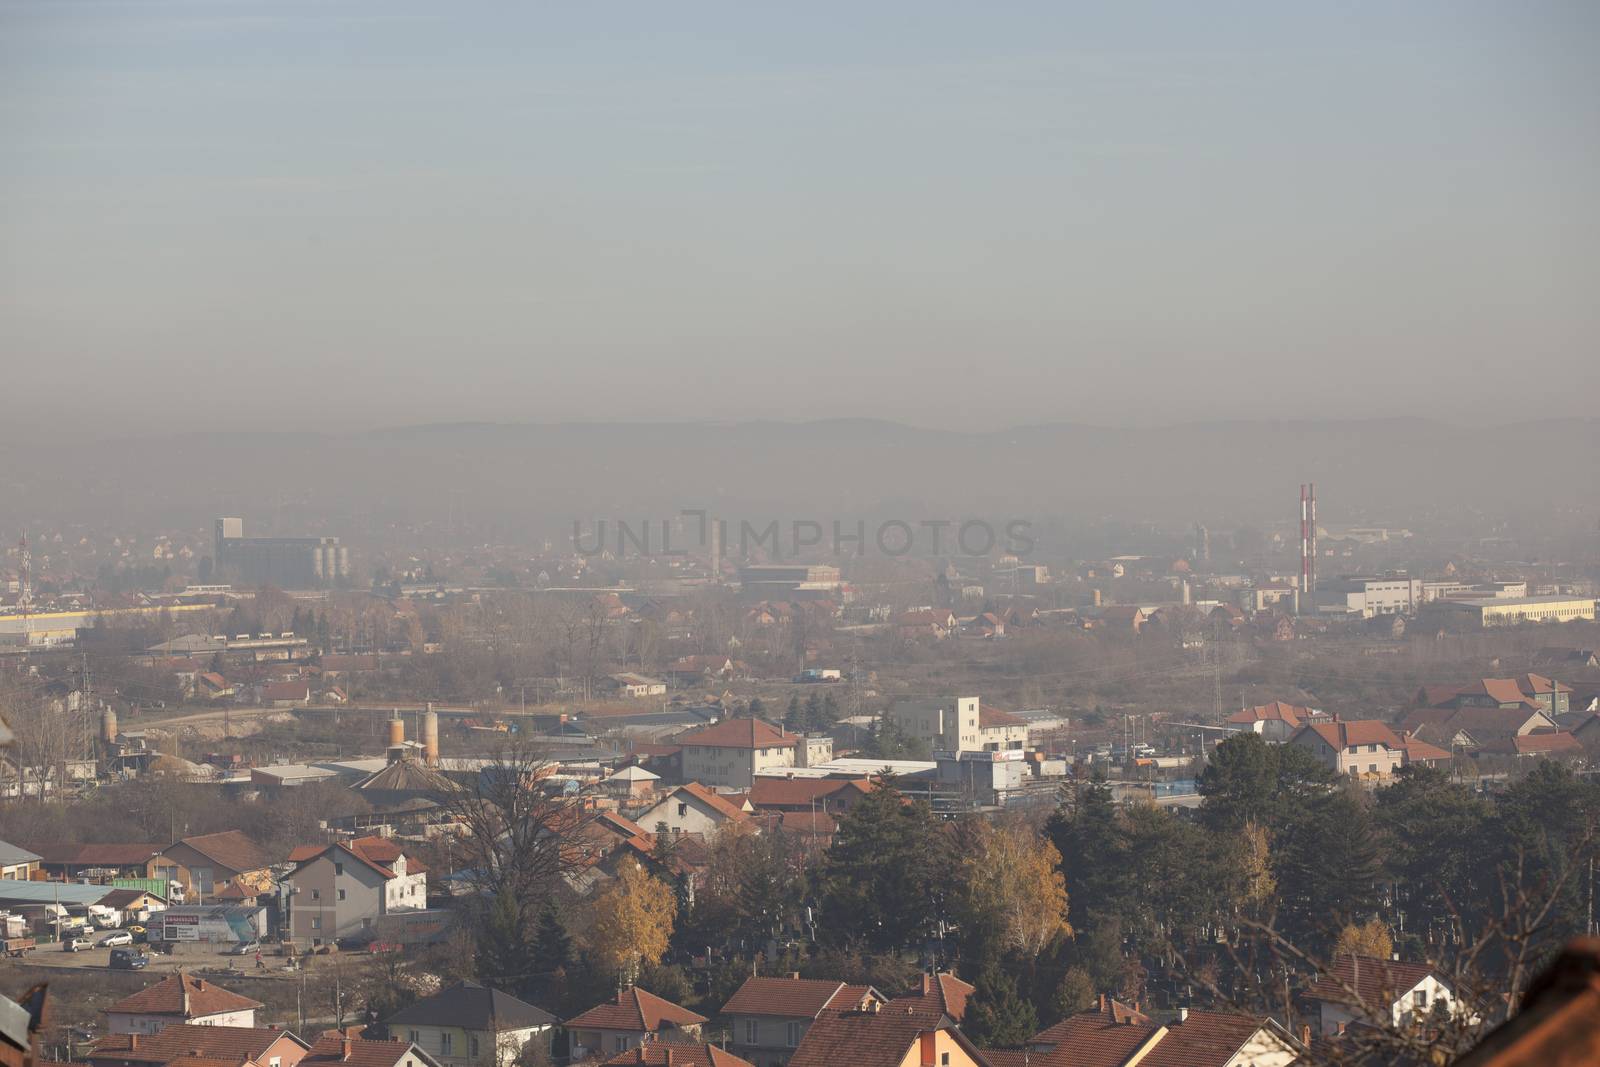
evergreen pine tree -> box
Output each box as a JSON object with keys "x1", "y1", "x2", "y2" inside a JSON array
[{"x1": 964, "y1": 961, "x2": 1038, "y2": 1047}]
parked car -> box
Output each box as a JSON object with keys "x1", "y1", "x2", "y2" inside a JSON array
[
  {"x1": 223, "y1": 940, "x2": 260, "y2": 957},
  {"x1": 126, "y1": 925, "x2": 148, "y2": 942},
  {"x1": 63, "y1": 937, "x2": 93, "y2": 952},
  {"x1": 98, "y1": 931, "x2": 134, "y2": 948},
  {"x1": 109, "y1": 948, "x2": 149, "y2": 970}
]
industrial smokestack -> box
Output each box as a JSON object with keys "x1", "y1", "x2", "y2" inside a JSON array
[
  {"x1": 101, "y1": 706, "x2": 118, "y2": 746},
  {"x1": 387, "y1": 716, "x2": 404, "y2": 747},
  {"x1": 424, "y1": 706, "x2": 440, "y2": 767}
]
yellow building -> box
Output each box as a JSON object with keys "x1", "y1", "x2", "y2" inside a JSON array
[{"x1": 1434, "y1": 596, "x2": 1596, "y2": 630}]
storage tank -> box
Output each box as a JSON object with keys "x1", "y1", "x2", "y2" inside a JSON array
[
  {"x1": 424, "y1": 706, "x2": 440, "y2": 767},
  {"x1": 387, "y1": 716, "x2": 405, "y2": 747},
  {"x1": 101, "y1": 706, "x2": 118, "y2": 745}
]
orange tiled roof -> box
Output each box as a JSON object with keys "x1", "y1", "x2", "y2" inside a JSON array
[
  {"x1": 675, "y1": 718, "x2": 792, "y2": 749},
  {"x1": 1296, "y1": 719, "x2": 1402, "y2": 751},
  {"x1": 600, "y1": 1046, "x2": 753, "y2": 1067},
  {"x1": 565, "y1": 988, "x2": 707, "y2": 1033},
  {"x1": 104, "y1": 972, "x2": 262, "y2": 1019}
]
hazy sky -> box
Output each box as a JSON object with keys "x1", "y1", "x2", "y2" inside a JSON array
[{"x1": 3, "y1": 1, "x2": 1596, "y2": 432}]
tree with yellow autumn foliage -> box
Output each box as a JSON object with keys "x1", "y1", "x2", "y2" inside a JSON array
[
  {"x1": 1334, "y1": 918, "x2": 1394, "y2": 961},
  {"x1": 956, "y1": 819, "x2": 1072, "y2": 961},
  {"x1": 586, "y1": 859, "x2": 677, "y2": 986}
]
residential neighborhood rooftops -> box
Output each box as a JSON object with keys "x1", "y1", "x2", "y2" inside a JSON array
[
  {"x1": 89, "y1": 1024, "x2": 307, "y2": 1065},
  {"x1": 890, "y1": 973, "x2": 974, "y2": 1022},
  {"x1": 722, "y1": 978, "x2": 872, "y2": 1020},
  {"x1": 785, "y1": 1005, "x2": 973, "y2": 1067},
  {"x1": 302, "y1": 1030, "x2": 437, "y2": 1067},
  {"x1": 672, "y1": 782, "x2": 752, "y2": 823},
  {"x1": 746, "y1": 777, "x2": 872, "y2": 809},
  {"x1": 105, "y1": 973, "x2": 262, "y2": 1020},
  {"x1": 1295, "y1": 719, "x2": 1403, "y2": 750},
  {"x1": 21, "y1": 842, "x2": 162, "y2": 867},
  {"x1": 565, "y1": 987, "x2": 706, "y2": 1033},
  {"x1": 1305, "y1": 955, "x2": 1441, "y2": 1007},
  {"x1": 1226, "y1": 702, "x2": 1313, "y2": 726},
  {"x1": 600, "y1": 1046, "x2": 754, "y2": 1067},
  {"x1": 387, "y1": 981, "x2": 556, "y2": 1032},
  {"x1": 675, "y1": 717, "x2": 792, "y2": 749},
  {"x1": 1486, "y1": 732, "x2": 1584, "y2": 757},
  {"x1": 165, "y1": 830, "x2": 273, "y2": 874}
]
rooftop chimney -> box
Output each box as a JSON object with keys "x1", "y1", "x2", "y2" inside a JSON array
[
  {"x1": 128, "y1": 1035, "x2": 138, "y2": 1050},
  {"x1": 1301, "y1": 1024, "x2": 1312, "y2": 1046},
  {"x1": 342, "y1": 1036, "x2": 353, "y2": 1061},
  {"x1": 1177, "y1": 1007, "x2": 1188, "y2": 1023}
]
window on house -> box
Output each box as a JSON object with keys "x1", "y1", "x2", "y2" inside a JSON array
[
  {"x1": 1414, "y1": 989, "x2": 1428, "y2": 1008},
  {"x1": 335, "y1": 863, "x2": 344, "y2": 876},
  {"x1": 338, "y1": 889, "x2": 346, "y2": 901},
  {"x1": 785, "y1": 1022, "x2": 801, "y2": 1047},
  {"x1": 941, "y1": 1055, "x2": 950, "y2": 1066},
  {"x1": 469, "y1": 1036, "x2": 479, "y2": 1058},
  {"x1": 311, "y1": 918, "x2": 321, "y2": 929},
  {"x1": 613, "y1": 1037, "x2": 629, "y2": 1053},
  {"x1": 440, "y1": 1033, "x2": 452, "y2": 1055},
  {"x1": 678, "y1": 803, "x2": 688, "y2": 817},
  {"x1": 745, "y1": 1020, "x2": 758, "y2": 1044},
  {"x1": 270, "y1": 1059, "x2": 280, "y2": 1067},
  {"x1": 311, "y1": 889, "x2": 320, "y2": 900},
  {"x1": 1369, "y1": 764, "x2": 1377, "y2": 773}
]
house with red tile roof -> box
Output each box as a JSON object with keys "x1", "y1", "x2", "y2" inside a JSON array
[
  {"x1": 299, "y1": 1029, "x2": 440, "y2": 1067},
  {"x1": 1514, "y1": 674, "x2": 1573, "y2": 717},
  {"x1": 151, "y1": 831, "x2": 273, "y2": 900},
  {"x1": 1396, "y1": 732, "x2": 1454, "y2": 768},
  {"x1": 888, "y1": 974, "x2": 974, "y2": 1024},
  {"x1": 88, "y1": 1024, "x2": 310, "y2": 1067},
  {"x1": 105, "y1": 974, "x2": 262, "y2": 1036},
  {"x1": 891, "y1": 609, "x2": 957, "y2": 640},
  {"x1": 1399, "y1": 704, "x2": 1558, "y2": 752},
  {"x1": 785, "y1": 999, "x2": 990, "y2": 1067},
  {"x1": 1226, "y1": 702, "x2": 1319, "y2": 743},
  {"x1": 1305, "y1": 955, "x2": 1462, "y2": 1037},
  {"x1": 1480, "y1": 731, "x2": 1585, "y2": 760},
  {"x1": 1007, "y1": 997, "x2": 1301, "y2": 1067},
  {"x1": 600, "y1": 1047, "x2": 752, "y2": 1067},
  {"x1": 284, "y1": 836, "x2": 427, "y2": 946},
  {"x1": 565, "y1": 988, "x2": 706, "y2": 1062},
  {"x1": 673, "y1": 719, "x2": 830, "y2": 788},
  {"x1": 1288, "y1": 718, "x2": 1406, "y2": 780},
  {"x1": 262, "y1": 680, "x2": 312, "y2": 707},
  {"x1": 635, "y1": 783, "x2": 754, "y2": 839},
  {"x1": 721, "y1": 978, "x2": 882, "y2": 1066},
  {"x1": 745, "y1": 778, "x2": 871, "y2": 814},
  {"x1": 664, "y1": 656, "x2": 737, "y2": 687},
  {"x1": 1419, "y1": 679, "x2": 1547, "y2": 715}
]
